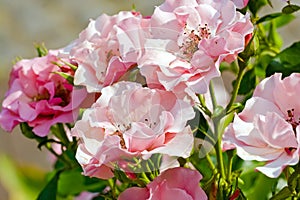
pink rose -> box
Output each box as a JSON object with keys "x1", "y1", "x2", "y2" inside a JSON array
[
  {"x1": 72, "y1": 82, "x2": 195, "y2": 179},
  {"x1": 138, "y1": 0, "x2": 253, "y2": 97},
  {"x1": 118, "y1": 167, "x2": 207, "y2": 200},
  {"x1": 0, "y1": 50, "x2": 87, "y2": 137},
  {"x1": 223, "y1": 73, "x2": 300, "y2": 178},
  {"x1": 65, "y1": 11, "x2": 149, "y2": 93}
]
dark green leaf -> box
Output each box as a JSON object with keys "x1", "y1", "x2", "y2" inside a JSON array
[
  {"x1": 256, "y1": 13, "x2": 283, "y2": 24},
  {"x1": 282, "y1": 4, "x2": 300, "y2": 14},
  {"x1": 189, "y1": 153, "x2": 213, "y2": 183},
  {"x1": 266, "y1": 42, "x2": 300, "y2": 77},
  {"x1": 190, "y1": 109, "x2": 209, "y2": 138},
  {"x1": 248, "y1": 0, "x2": 268, "y2": 16},
  {"x1": 235, "y1": 68, "x2": 256, "y2": 95},
  {"x1": 270, "y1": 186, "x2": 292, "y2": 200},
  {"x1": 37, "y1": 171, "x2": 61, "y2": 200},
  {"x1": 20, "y1": 123, "x2": 48, "y2": 144}
]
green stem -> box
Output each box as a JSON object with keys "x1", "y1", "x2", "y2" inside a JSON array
[
  {"x1": 226, "y1": 63, "x2": 246, "y2": 114},
  {"x1": 226, "y1": 151, "x2": 235, "y2": 183},
  {"x1": 213, "y1": 118, "x2": 226, "y2": 180},
  {"x1": 215, "y1": 138, "x2": 226, "y2": 180},
  {"x1": 45, "y1": 144, "x2": 71, "y2": 166},
  {"x1": 198, "y1": 94, "x2": 212, "y2": 117},
  {"x1": 140, "y1": 172, "x2": 151, "y2": 184},
  {"x1": 108, "y1": 178, "x2": 117, "y2": 199},
  {"x1": 206, "y1": 154, "x2": 217, "y2": 175},
  {"x1": 56, "y1": 123, "x2": 70, "y2": 146}
]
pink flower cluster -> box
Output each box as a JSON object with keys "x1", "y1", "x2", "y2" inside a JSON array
[
  {"x1": 223, "y1": 73, "x2": 300, "y2": 178},
  {"x1": 0, "y1": 50, "x2": 87, "y2": 136},
  {"x1": 65, "y1": 0, "x2": 253, "y2": 100},
  {"x1": 0, "y1": 0, "x2": 253, "y2": 199}
]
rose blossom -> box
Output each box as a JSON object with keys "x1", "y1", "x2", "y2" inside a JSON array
[
  {"x1": 137, "y1": 0, "x2": 253, "y2": 97},
  {"x1": 223, "y1": 73, "x2": 300, "y2": 178},
  {"x1": 0, "y1": 50, "x2": 87, "y2": 137},
  {"x1": 64, "y1": 11, "x2": 149, "y2": 93},
  {"x1": 72, "y1": 81, "x2": 195, "y2": 179},
  {"x1": 118, "y1": 167, "x2": 207, "y2": 200}
]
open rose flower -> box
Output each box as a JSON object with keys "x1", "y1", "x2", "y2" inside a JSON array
[
  {"x1": 0, "y1": 50, "x2": 87, "y2": 137},
  {"x1": 223, "y1": 73, "x2": 300, "y2": 178},
  {"x1": 64, "y1": 11, "x2": 149, "y2": 93},
  {"x1": 137, "y1": 0, "x2": 253, "y2": 97},
  {"x1": 72, "y1": 81, "x2": 195, "y2": 179},
  {"x1": 118, "y1": 167, "x2": 207, "y2": 200}
]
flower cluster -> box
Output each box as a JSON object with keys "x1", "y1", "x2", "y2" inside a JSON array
[{"x1": 1, "y1": 0, "x2": 300, "y2": 199}]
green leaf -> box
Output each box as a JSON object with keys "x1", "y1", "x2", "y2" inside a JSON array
[
  {"x1": 282, "y1": 4, "x2": 300, "y2": 14},
  {"x1": 256, "y1": 13, "x2": 283, "y2": 24},
  {"x1": 266, "y1": 42, "x2": 300, "y2": 77},
  {"x1": 268, "y1": 21, "x2": 282, "y2": 50},
  {"x1": 256, "y1": 12, "x2": 294, "y2": 27},
  {"x1": 57, "y1": 168, "x2": 85, "y2": 196},
  {"x1": 190, "y1": 153, "x2": 214, "y2": 183},
  {"x1": 273, "y1": 14, "x2": 295, "y2": 28},
  {"x1": 270, "y1": 186, "x2": 292, "y2": 200},
  {"x1": 20, "y1": 123, "x2": 48, "y2": 145},
  {"x1": 37, "y1": 171, "x2": 61, "y2": 200}
]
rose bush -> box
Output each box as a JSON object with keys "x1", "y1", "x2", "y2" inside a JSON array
[{"x1": 1, "y1": 0, "x2": 300, "y2": 199}]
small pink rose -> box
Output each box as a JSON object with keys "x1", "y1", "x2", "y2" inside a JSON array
[{"x1": 0, "y1": 50, "x2": 87, "y2": 136}]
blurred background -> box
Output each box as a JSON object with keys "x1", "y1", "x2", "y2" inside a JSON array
[{"x1": 0, "y1": 0, "x2": 299, "y2": 199}]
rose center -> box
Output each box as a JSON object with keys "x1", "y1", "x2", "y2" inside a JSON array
[
  {"x1": 179, "y1": 23, "x2": 211, "y2": 60},
  {"x1": 113, "y1": 130, "x2": 127, "y2": 149},
  {"x1": 54, "y1": 83, "x2": 72, "y2": 106},
  {"x1": 286, "y1": 109, "x2": 299, "y2": 133}
]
